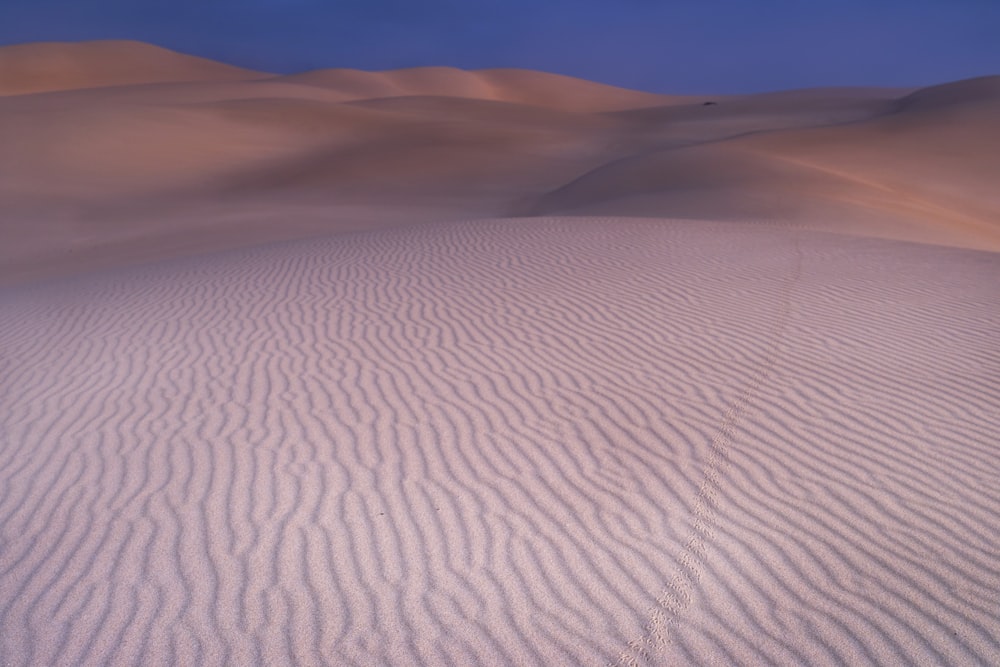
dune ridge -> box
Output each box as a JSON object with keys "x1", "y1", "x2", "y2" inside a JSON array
[
  {"x1": 279, "y1": 66, "x2": 685, "y2": 112},
  {"x1": 0, "y1": 40, "x2": 265, "y2": 96}
]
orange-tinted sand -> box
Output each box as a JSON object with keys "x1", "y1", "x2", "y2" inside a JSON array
[{"x1": 1, "y1": 41, "x2": 999, "y2": 666}]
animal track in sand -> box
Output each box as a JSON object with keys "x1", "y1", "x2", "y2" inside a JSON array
[{"x1": 615, "y1": 235, "x2": 803, "y2": 667}]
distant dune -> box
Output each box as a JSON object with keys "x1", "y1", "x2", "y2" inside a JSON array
[
  {"x1": 280, "y1": 66, "x2": 688, "y2": 112},
  {"x1": 0, "y1": 40, "x2": 265, "y2": 96},
  {"x1": 1, "y1": 41, "x2": 998, "y2": 283}
]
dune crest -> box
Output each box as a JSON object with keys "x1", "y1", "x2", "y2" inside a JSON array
[
  {"x1": 0, "y1": 40, "x2": 265, "y2": 96},
  {"x1": 280, "y1": 66, "x2": 688, "y2": 112},
  {"x1": 895, "y1": 75, "x2": 1000, "y2": 112}
]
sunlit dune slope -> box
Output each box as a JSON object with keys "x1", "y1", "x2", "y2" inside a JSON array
[
  {"x1": 737, "y1": 76, "x2": 1000, "y2": 241},
  {"x1": 1, "y1": 40, "x2": 997, "y2": 283}
]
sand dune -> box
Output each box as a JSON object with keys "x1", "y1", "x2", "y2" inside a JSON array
[
  {"x1": 2, "y1": 40, "x2": 999, "y2": 666},
  {"x1": 278, "y1": 66, "x2": 685, "y2": 112},
  {"x1": 530, "y1": 78, "x2": 1000, "y2": 247},
  {"x1": 895, "y1": 75, "x2": 1000, "y2": 112},
  {"x1": 2, "y1": 41, "x2": 998, "y2": 284},
  {"x1": 2, "y1": 218, "x2": 998, "y2": 665}
]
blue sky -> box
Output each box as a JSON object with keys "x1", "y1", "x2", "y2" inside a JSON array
[{"x1": 1, "y1": 0, "x2": 998, "y2": 93}]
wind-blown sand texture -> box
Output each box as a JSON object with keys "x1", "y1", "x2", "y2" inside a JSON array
[
  {"x1": 1, "y1": 41, "x2": 1000, "y2": 666},
  {"x1": 2, "y1": 219, "x2": 999, "y2": 665}
]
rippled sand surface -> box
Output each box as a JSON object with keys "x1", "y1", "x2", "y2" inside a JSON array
[{"x1": 3, "y1": 219, "x2": 998, "y2": 665}]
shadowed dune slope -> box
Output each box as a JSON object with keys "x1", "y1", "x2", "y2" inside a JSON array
[
  {"x1": 0, "y1": 41, "x2": 998, "y2": 285},
  {"x1": 896, "y1": 74, "x2": 1000, "y2": 111},
  {"x1": 1, "y1": 218, "x2": 998, "y2": 665}
]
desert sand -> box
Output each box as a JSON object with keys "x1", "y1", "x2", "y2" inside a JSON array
[{"x1": 1, "y1": 41, "x2": 998, "y2": 666}]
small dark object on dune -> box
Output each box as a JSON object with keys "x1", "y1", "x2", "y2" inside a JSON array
[{"x1": 703, "y1": 101, "x2": 718, "y2": 106}]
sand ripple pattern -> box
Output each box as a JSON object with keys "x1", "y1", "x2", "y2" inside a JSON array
[{"x1": 1, "y1": 218, "x2": 998, "y2": 665}]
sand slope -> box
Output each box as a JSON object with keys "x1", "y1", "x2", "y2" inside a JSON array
[
  {"x1": 2, "y1": 218, "x2": 998, "y2": 665},
  {"x1": 1, "y1": 42, "x2": 998, "y2": 284},
  {"x1": 531, "y1": 78, "x2": 1000, "y2": 247}
]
